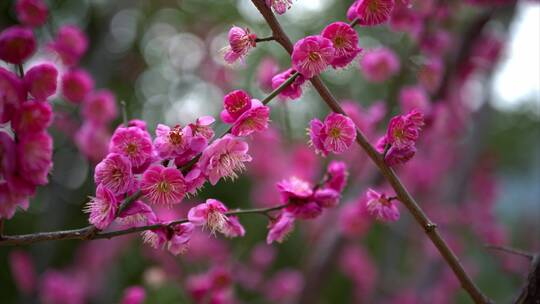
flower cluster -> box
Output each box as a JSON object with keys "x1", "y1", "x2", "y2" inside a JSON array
[
  {"x1": 0, "y1": 0, "x2": 56, "y2": 219},
  {"x1": 267, "y1": 161, "x2": 349, "y2": 244},
  {"x1": 309, "y1": 113, "x2": 357, "y2": 156},
  {"x1": 221, "y1": 90, "x2": 270, "y2": 137},
  {"x1": 376, "y1": 109, "x2": 425, "y2": 166}
]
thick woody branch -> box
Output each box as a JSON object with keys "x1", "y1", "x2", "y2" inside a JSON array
[
  {"x1": 0, "y1": 205, "x2": 287, "y2": 246},
  {"x1": 249, "y1": 1, "x2": 491, "y2": 303}
]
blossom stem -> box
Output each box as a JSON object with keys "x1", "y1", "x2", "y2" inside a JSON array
[
  {"x1": 0, "y1": 204, "x2": 288, "y2": 246},
  {"x1": 121, "y1": 100, "x2": 129, "y2": 127},
  {"x1": 249, "y1": 1, "x2": 491, "y2": 303},
  {"x1": 350, "y1": 18, "x2": 359, "y2": 27},
  {"x1": 255, "y1": 36, "x2": 275, "y2": 43},
  {"x1": 16, "y1": 63, "x2": 24, "y2": 77}
]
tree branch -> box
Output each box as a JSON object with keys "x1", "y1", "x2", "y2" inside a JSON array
[
  {"x1": 249, "y1": 1, "x2": 491, "y2": 303},
  {"x1": 0, "y1": 204, "x2": 287, "y2": 246},
  {"x1": 485, "y1": 244, "x2": 535, "y2": 260}
]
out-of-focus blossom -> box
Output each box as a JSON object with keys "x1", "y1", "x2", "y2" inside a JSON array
[
  {"x1": 61, "y1": 69, "x2": 94, "y2": 104},
  {"x1": 40, "y1": 271, "x2": 85, "y2": 304},
  {"x1": 24, "y1": 63, "x2": 58, "y2": 100},
  {"x1": 0, "y1": 67, "x2": 25, "y2": 123},
  {"x1": 82, "y1": 90, "x2": 118, "y2": 124},
  {"x1": 264, "y1": 269, "x2": 304, "y2": 302},
  {"x1": 399, "y1": 85, "x2": 431, "y2": 114},
  {"x1": 266, "y1": 0, "x2": 293, "y2": 15},
  {"x1": 15, "y1": 0, "x2": 48, "y2": 27},
  {"x1": 350, "y1": 0, "x2": 395, "y2": 26},
  {"x1": 419, "y1": 56, "x2": 444, "y2": 93},
  {"x1": 12, "y1": 100, "x2": 52, "y2": 134},
  {"x1": 267, "y1": 212, "x2": 295, "y2": 244},
  {"x1": 17, "y1": 131, "x2": 53, "y2": 185},
  {"x1": 257, "y1": 57, "x2": 280, "y2": 91},
  {"x1": 120, "y1": 286, "x2": 146, "y2": 304},
  {"x1": 75, "y1": 122, "x2": 111, "y2": 162},
  {"x1": 360, "y1": 47, "x2": 400, "y2": 83},
  {"x1": 0, "y1": 26, "x2": 36, "y2": 64},
  {"x1": 339, "y1": 200, "x2": 371, "y2": 237},
  {"x1": 9, "y1": 250, "x2": 36, "y2": 295},
  {"x1": 365, "y1": 188, "x2": 400, "y2": 222},
  {"x1": 48, "y1": 25, "x2": 88, "y2": 66}
]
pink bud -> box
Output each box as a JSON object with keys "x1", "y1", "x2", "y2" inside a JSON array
[
  {"x1": 15, "y1": 0, "x2": 48, "y2": 27},
  {"x1": 24, "y1": 63, "x2": 58, "y2": 100},
  {"x1": 61, "y1": 68, "x2": 94, "y2": 103},
  {"x1": 0, "y1": 26, "x2": 36, "y2": 64}
]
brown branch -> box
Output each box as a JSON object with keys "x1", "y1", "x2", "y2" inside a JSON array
[
  {"x1": 514, "y1": 254, "x2": 540, "y2": 304},
  {"x1": 249, "y1": 1, "x2": 491, "y2": 303},
  {"x1": 0, "y1": 204, "x2": 287, "y2": 246},
  {"x1": 485, "y1": 244, "x2": 535, "y2": 260}
]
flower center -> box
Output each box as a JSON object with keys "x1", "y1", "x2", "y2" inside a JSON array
[
  {"x1": 329, "y1": 127, "x2": 342, "y2": 139},
  {"x1": 125, "y1": 142, "x2": 138, "y2": 155},
  {"x1": 308, "y1": 51, "x2": 321, "y2": 62},
  {"x1": 157, "y1": 181, "x2": 170, "y2": 193},
  {"x1": 333, "y1": 36, "x2": 346, "y2": 48},
  {"x1": 169, "y1": 126, "x2": 184, "y2": 145}
]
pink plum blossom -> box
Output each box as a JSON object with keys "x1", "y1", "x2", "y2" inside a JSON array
[
  {"x1": 365, "y1": 188, "x2": 400, "y2": 222},
  {"x1": 221, "y1": 90, "x2": 252, "y2": 123},
  {"x1": 120, "y1": 286, "x2": 146, "y2": 304},
  {"x1": 271, "y1": 68, "x2": 306, "y2": 100},
  {"x1": 0, "y1": 26, "x2": 36, "y2": 64},
  {"x1": 109, "y1": 126, "x2": 153, "y2": 169},
  {"x1": 230, "y1": 100, "x2": 270, "y2": 137},
  {"x1": 75, "y1": 122, "x2": 111, "y2": 162},
  {"x1": 167, "y1": 222, "x2": 195, "y2": 255},
  {"x1": 266, "y1": 212, "x2": 295, "y2": 244},
  {"x1": 266, "y1": 0, "x2": 293, "y2": 15},
  {"x1": 0, "y1": 67, "x2": 25, "y2": 123},
  {"x1": 325, "y1": 160, "x2": 349, "y2": 192},
  {"x1": 82, "y1": 90, "x2": 118, "y2": 124},
  {"x1": 291, "y1": 35, "x2": 335, "y2": 79},
  {"x1": 15, "y1": 0, "x2": 48, "y2": 27},
  {"x1": 264, "y1": 269, "x2": 304, "y2": 302},
  {"x1": 61, "y1": 69, "x2": 94, "y2": 104},
  {"x1": 355, "y1": 0, "x2": 395, "y2": 26},
  {"x1": 386, "y1": 109, "x2": 424, "y2": 149},
  {"x1": 141, "y1": 165, "x2": 186, "y2": 206},
  {"x1": 12, "y1": 100, "x2": 53, "y2": 134},
  {"x1": 223, "y1": 27, "x2": 257, "y2": 64},
  {"x1": 360, "y1": 47, "x2": 400, "y2": 83},
  {"x1": 257, "y1": 57, "x2": 280, "y2": 91},
  {"x1": 153, "y1": 124, "x2": 193, "y2": 159},
  {"x1": 94, "y1": 153, "x2": 133, "y2": 195},
  {"x1": 399, "y1": 85, "x2": 431, "y2": 114},
  {"x1": 48, "y1": 25, "x2": 88, "y2": 66},
  {"x1": 198, "y1": 134, "x2": 252, "y2": 185},
  {"x1": 85, "y1": 185, "x2": 120, "y2": 229},
  {"x1": 9, "y1": 250, "x2": 37, "y2": 295},
  {"x1": 321, "y1": 22, "x2": 361, "y2": 68},
  {"x1": 221, "y1": 216, "x2": 246, "y2": 238},
  {"x1": 24, "y1": 63, "x2": 58, "y2": 100},
  {"x1": 309, "y1": 113, "x2": 356, "y2": 156},
  {"x1": 117, "y1": 200, "x2": 155, "y2": 227},
  {"x1": 17, "y1": 131, "x2": 53, "y2": 185},
  {"x1": 188, "y1": 199, "x2": 235, "y2": 235},
  {"x1": 189, "y1": 116, "x2": 216, "y2": 141}
]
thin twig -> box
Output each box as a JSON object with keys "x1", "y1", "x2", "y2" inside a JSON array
[
  {"x1": 255, "y1": 36, "x2": 275, "y2": 43},
  {"x1": 0, "y1": 204, "x2": 287, "y2": 246},
  {"x1": 485, "y1": 244, "x2": 535, "y2": 260},
  {"x1": 248, "y1": 1, "x2": 491, "y2": 303}
]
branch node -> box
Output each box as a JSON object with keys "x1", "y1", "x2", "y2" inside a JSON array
[{"x1": 425, "y1": 222, "x2": 437, "y2": 233}]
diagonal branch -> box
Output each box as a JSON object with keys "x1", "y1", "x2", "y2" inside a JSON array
[{"x1": 249, "y1": 1, "x2": 491, "y2": 303}]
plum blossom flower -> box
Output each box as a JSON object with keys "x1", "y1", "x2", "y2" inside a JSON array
[
  {"x1": 94, "y1": 153, "x2": 133, "y2": 195},
  {"x1": 386, "y1": 109, "x2": 424, "y2": 148},
  {"x1": 266, "y1": 0, "x2": 293, "y2": 15},
  {"x1": 61, "y1": 68, "x2": 94, "y2": 104},
  {"x1": 12, "y1": 100, "x2": 53, "y2": 134},
  {"x1": 313, "y1": 188, "x2": 341, "y2": 208},
  {"x1": 17, "y1": 131, "x2": 53, "y2": 185},
  {"x1": 24, "y1": 63, "x2": 58, "y2": 100},
  {"x1": 220, "y1": 91, "x2": 270, "y2": 137},
  {"x1": 15, "y1": 0, "x2": 48, "y2": 27},
  {"x1": 189, "y1": 116, "x2": 216, "y2": 141},
  {"x1": 167, "y1": 223, "x2": 195, "y2": 255},
  {"x1": 291, "y1": 35, "x2": 335, "y2": 79},
  {"x1": 48, "y1": 25, "x2": 88, "y2": 66},
  {"x1": 309, "y1": 113, "x2": 356, "y2": 156},
  {"x1": 189, "y1": 199, "x2": 242, "y2": 236},
  {"x1": 153, "y1": 124, "x2": 193, "y2": 160},
  {"x1": 223, "y1": 27, "x2": 257, "y2": 64},
  {"x1": 117, "y1": 200, "x2": 155, "y2": 227},
  {"x1": 0, "y1": 26, "x2": 36, "y2": 64},
  {"x1": 321, "y1": 22, "x2": 361, "y2": 68},
  {"x1": 355, "y1": 0, "x2": 395, "y2": 26},
  {"x1": 325, "y1": 160, "x2": 349, "y2": 192},
  {"x1": 266, "y1": 212, "x2": 295, "y2": 244},
  {"x1": 85, "y1": 185, "x2": 119, "y2": 229},
  {"x1": 199, "y1": 134, "x2": 252, "y2": 185},
  {"x1": 75, "y1": 122, "x2": 111, "y2": 162},
  {"x1": 9, "y1": 250, "x2": 37, "y2": 295},
  {"x1": 82, "y1": 90, "x2": 118, "y2": 124},
  {"x1": 109, "y1": 126, "x2": 153, "y2": 169},
  {"x1": 120, "y1": 286, "x2": 146, "y2": 304},
  {"x1": 365, "y1": 188, "x2": 400, "y2": 222},
  {"x1": 141, "y1": 165, "x2": 186, "y2": 206},
  {"x1": 257, "y1": 57, "x2": 280, "y2": 91},
  {"x1": 271, "y1": 68, "x2": 306, "y2": 100},
  {"x1": 377, "y1": 136, "x2": 417, "y2": 166},
  {"x1": 399, "y1": 85, "x2": 431, "y2": 114},
  {"x1": 360, "y1": 47, "x2": 400, "y2": 83},
  {"x1": 0, "y1": 67, "x2": 25, "y2": 123},
  {"x1": 264, "y1": 269, "x2": 304, "y2": 302}
]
